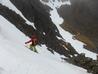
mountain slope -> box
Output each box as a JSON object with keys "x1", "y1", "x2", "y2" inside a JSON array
[
  {"x1": 58, "y1": 0, "x2": 98, "y2": 52},
  {"x1": 0, "y1": 15, "x2": 88, "y2": 74},
  {"x1": 0, "y1": 0, "x2": 97, "y2": 74}
]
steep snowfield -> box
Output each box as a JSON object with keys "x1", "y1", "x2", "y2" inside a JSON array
[
  {"x1": 0, "y1": 15, "x2": 88, "y2": 74},
  {"x1": 0, "y1": 0, "x2": 96, "y2": 74}
]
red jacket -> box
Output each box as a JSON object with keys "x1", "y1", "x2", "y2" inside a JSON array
[{"x1": 25, "y1": 35, "x2": 38, "y2": 46}]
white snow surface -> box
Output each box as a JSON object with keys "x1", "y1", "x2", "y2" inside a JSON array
[
  {"x1": 0, "y1": 15, "x2": 88, "y2": 74},
  {"x1": 0, "y1": 0, "x2": 96, "y2": 74}
]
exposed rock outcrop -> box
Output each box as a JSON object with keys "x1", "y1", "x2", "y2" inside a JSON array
[{"x1": 58, "y1": 0, "x2": 98, "y2": 53}]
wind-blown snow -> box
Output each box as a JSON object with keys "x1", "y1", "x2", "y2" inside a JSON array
[{"x1": 0, "y1": 0, "x2": 95, "y2": 74}]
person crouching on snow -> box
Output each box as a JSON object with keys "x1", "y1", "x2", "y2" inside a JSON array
[{"x1": 25, "y1": 34, "x2": 38, "y2": 53}]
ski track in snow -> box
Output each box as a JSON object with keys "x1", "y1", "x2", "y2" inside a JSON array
[{"x1": 0, "y1": 0, "x2": 95, "y2": 74}]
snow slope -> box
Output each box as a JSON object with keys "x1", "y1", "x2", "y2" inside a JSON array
[
  {"x1": 0, "y1": 0, "x2": 96, "y2": 74},
  {"x1": 0, "y1": 15, "x2": 88, "y2": 74}
]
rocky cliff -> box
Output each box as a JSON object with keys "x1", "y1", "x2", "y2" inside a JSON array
[{"x1": 58, "y1": 0, "x2": 98, "y2": 53}]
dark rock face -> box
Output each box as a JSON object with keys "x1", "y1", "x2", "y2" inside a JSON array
[
  {"x1": 10, "y1": 0, "x2": 51, "y2": 22},
  {"x1": 10, "y1": 0, "x2": 61, "y2": 37},
  {"x1": 0, "y1": 4, "x2": 36, "y2": 38},
  {"x1": 58, "y1": 0, "x2": 98, "y2": 52},
  {"x1": 66, "y1": 53, "x2": 98, "y2": 74}
]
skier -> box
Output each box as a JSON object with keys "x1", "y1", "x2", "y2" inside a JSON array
[{"x1": 25, "y1": 34, "x2": 38, "y2": 53}]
